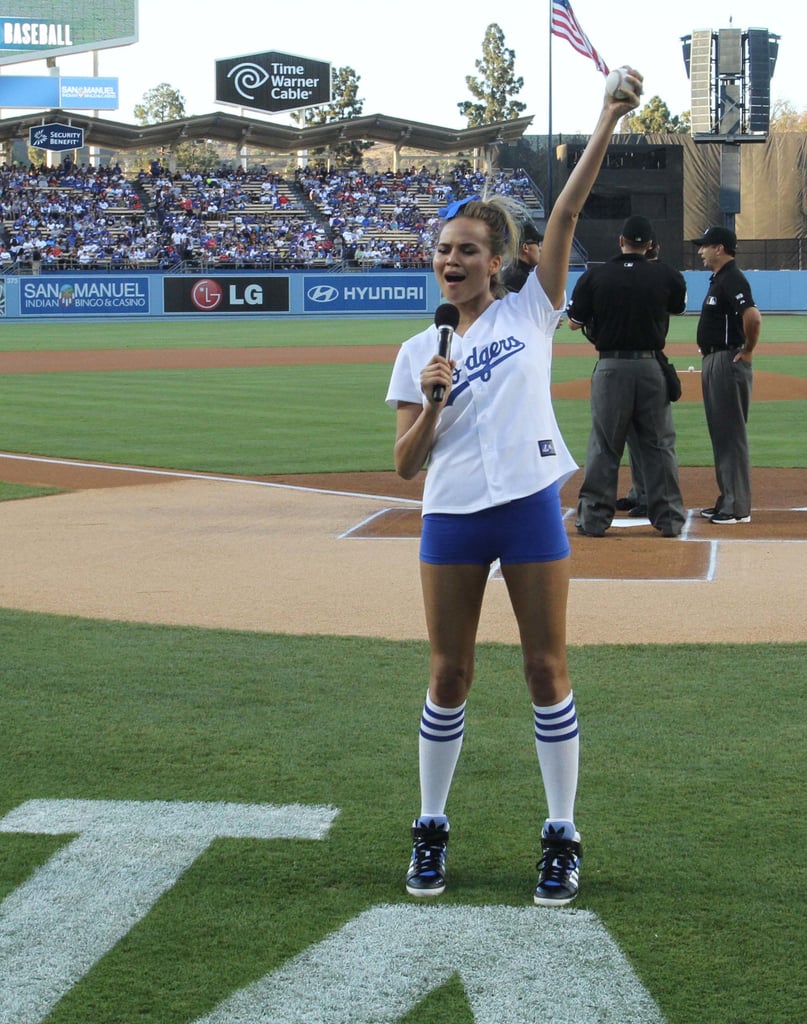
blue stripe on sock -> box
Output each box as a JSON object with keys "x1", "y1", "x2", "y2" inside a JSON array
[
  {"x1": 421, "y1": 703, "x2": 465, "y2": 743},
  {"x1": 534, "y1": 697, "x2": 577, "y2": 743}
]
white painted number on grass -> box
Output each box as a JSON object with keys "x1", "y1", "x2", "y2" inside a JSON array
[
  {"x1": 194, "y1": 904, "x2": 666, "y2": 1024},
  {"x1": 1, "y1": 801, "x2": 666, "y2": 1024},
  {"x1": 0, "y1": 799, "x2": 339, "y2": 1024}
]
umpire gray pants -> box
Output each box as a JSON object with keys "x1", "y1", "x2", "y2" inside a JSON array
[
  {"x1": 577, "y1": 356, "x2": 685, "y2": 535},
  {"x1": 701, "y1": 350, "x2": 753, "y2": 518}
]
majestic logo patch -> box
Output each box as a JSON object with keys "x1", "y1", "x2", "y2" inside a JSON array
[{"x1": 538, "y1": 440, "x2": 556, "y2": 457}]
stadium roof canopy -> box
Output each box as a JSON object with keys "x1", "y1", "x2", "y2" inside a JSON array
[{"x1": 0, "y1": 108, "x2": 535, "y2": 158}]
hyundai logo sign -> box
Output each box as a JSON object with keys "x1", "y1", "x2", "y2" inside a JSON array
[
  {"x1": 306, "y1": 285, "x2": 339, "y2": 303},
  {"x1": 303, "y1": 275, "x2": 429, "y2": 313}
]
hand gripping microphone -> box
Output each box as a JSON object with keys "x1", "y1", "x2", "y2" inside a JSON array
[{"x1": 432, "y1": 303, "x2": 460, "y2": 402}]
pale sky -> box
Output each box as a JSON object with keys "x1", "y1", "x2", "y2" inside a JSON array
[{"x1": 9, "y1": 1, "x2": 807, "y2": 134}]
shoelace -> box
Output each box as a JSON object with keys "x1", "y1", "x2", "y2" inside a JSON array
[
  {"x1": 411, "y1": 828, "x2": 447, "y2": 874},
  {"x1": 538, "y1": 840, "x2": 579, "y2": 886}
]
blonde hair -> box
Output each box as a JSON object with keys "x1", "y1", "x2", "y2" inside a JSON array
[{"x1": 439, "y1": 194, "x2": 526, "y2": 298}]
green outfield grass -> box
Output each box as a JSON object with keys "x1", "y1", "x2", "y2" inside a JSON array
[
  {"x1": 0, "y1": 313, "x2": 804, "y2": 354},
  {"x1": 0, "y1": 316, "x2": 804, "y2": 473},
  {"x1": 0, "y1": 317, "x2": 431, "y2": 352},
  {"x1": 0, "y1": 610, "x2": 803, "y2": 1024}
]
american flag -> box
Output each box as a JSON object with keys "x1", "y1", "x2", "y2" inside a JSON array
[{"x1": 551, "y1": 0, "x2": 609, "y2": 76}]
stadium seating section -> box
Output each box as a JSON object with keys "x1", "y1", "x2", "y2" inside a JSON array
[{"x1": 0, "y1": 162, "x2": 544, "y2": 272}]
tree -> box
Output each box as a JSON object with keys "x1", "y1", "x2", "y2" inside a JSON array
[
  {"x1": 291, "y1": 66, "x2": 370, "y2": 166},
  {"x1": 620, "y1": 96, "x2": 690, "y2": 134},
  {"x1": 133, "y1": 83, "x2": 186, "y2": 125},
  {"x1": 132, "y1": 83, "x2": 203, "y2": 173},
  {"x1": 770, "y1": 100, "x2": 807, "y2": 131},
  {"x1": 458, "y1": 23, "x2": 526, "y2": 127}
]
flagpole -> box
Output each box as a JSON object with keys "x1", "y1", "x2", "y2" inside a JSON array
[{"x1": 547, "y1": 0, "x2": 554, "y2": 214}]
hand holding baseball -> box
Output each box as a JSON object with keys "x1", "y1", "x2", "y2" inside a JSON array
[{"x1": 605, "y1": 66, "x2": 643, "y2": 108}]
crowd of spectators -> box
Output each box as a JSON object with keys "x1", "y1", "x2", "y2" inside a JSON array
[{"x1": 0, "y1": 159, "x2": 543, "y2": 272}]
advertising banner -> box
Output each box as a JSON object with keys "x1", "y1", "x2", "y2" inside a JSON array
[
  {"x1": 215, "y1": 50, "x2": 331, "y2": 114},
  {"x1": 59, "y1": 77, "x2": 119, "y2": 110},
  {"x1": 20, "y1": 277, "x2": 150, "y2": 316},
  {"x1": 302, "y1": 274, "x2": 430, "y2": 314},
  {"x1": 0, "y1": 76, "x2": 119, "y2": 110},
  {"x1": 164, "y1": 276, "x2": 290, "y2": 315},
  {"x1": 0, "y1": 1, "x2": 138, "y2": 66},
  {"x1": 29, "y1": 123, "x2": 85, "y2": 152}
]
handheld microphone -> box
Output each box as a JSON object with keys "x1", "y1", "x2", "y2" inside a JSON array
[{"x1": 432, "y1": 303, "x2": 460, "y2": 402}]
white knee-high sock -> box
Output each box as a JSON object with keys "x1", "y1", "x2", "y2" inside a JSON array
[
  {"x1": 418, "y1": 694, "x2": 466, "y2": 819},
  {"x1": 533, "y1": 693, "x2": 579, "y2": 825}
]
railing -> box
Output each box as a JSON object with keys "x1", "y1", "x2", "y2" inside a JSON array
[{"x1": 1, "y1": 255, "x2": 437, "y2": 274}]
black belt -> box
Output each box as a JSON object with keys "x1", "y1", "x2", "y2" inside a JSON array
[
  {"x1": 700, "y1": 346, "x2": 739, "y2": 357},
  {"x1": 597, "y1": 350, "x2": 657, "y2": 360}
]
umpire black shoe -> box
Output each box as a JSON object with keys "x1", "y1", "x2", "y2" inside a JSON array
[
  {"x1": 627, "y1": 504, "x2": 649, "y2": 518},
  {"x1": 710, "y1": 511, "x2": 751, "y2": 524},
  {"x1": 700, "y1": 506, "x2": 718, "y2": 519},
  {"x1": 406, "y1": 818, "x2": 449, "y2": 896},
  {"x1": 614, "y1": 497, "x2": 635, "y2": 511},
  {"x1": 534, "y1": 822, "x2": 582, "y2": 907},
  {"x1": 575, "y1": 522, "x2": 605, "y2": 538}
]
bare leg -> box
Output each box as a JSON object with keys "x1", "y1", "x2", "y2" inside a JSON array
[
  {"x1": 501, "y1": 558, "x2": 571, "y2": 706},
  {"x1": 419, "y1": 561, "x2": 489, "y2": 706}
]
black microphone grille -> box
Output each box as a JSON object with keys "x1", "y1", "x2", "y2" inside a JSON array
[{"x1": 434, "y1": 303, "x2": 460, "y2": 329}]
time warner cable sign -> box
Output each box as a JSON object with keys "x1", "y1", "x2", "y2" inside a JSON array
[
  {"x1": 20, "y1": 277, "x2": 149, "y2": 316},
  {"x1": 304, "y1": 274, "x2": 429, "y2": 314},
  {"x1": 216, "y1": 50, "x2": 331, "y2": 114}
]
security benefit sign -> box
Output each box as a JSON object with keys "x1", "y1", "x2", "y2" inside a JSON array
[
  {"x1": 164, "y1": 276, "x2": 290, "y2": 315},
  {"x1": 215, "y1": 50, "x2": 331, "y2": 114},
  {"x1": 29, "y1": 122, "x2": 84, "y2": 152}
]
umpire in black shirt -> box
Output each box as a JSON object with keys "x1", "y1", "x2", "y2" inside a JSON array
[
  {"x1": 568, "y1": 215, "x2": 687, "y2": 537},
  {"x1": 691, "y1": 225, "x2": 761, "y2": 524}
]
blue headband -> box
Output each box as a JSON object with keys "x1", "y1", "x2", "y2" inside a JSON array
[{"x1": 437, "y1": 195, "x2": 481, "y2": 220}]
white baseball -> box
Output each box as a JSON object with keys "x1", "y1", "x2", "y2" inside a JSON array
[{"x1": 606, "y1": 67, "x2": 633, "y2": 100}]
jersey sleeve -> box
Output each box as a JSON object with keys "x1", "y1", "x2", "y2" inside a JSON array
[
  {"x1": 668, "y1": 268, "x2": 688, "y2": 315},
  {"x1": 517, "y1": 268, "x2": 566, "y2": 335},
  {"x1": 385, "y1": 339, "x2": 425, "y2": 408},
  {"x1": 723, "y1": 270, "x2": 756, "y2": 315},
  {"x1": 566, "y1": 271, "x2": 591, "y2": 326}
]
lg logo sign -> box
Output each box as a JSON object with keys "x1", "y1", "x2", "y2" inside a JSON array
[
  {"x1": 165, "y1": 277, "x2": 289, "y2": 315},
  {"x1": 191, "y1": 280, "x2": 264, "y2": 311},
  {"x1": 190, "y1": 278, "x2": 223, "y2": 311}
]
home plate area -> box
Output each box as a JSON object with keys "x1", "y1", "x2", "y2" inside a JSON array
[{"x1": 343, "y1": 502, "x2": 807, "y2": 583}]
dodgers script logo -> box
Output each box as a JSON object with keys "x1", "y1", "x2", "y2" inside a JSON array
[{"x1": 447, "y1": 334, "x2": 526, "y2": 403}]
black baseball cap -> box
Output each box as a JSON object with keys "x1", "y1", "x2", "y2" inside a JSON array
[
  {"x1": 521, "y1": 220, "x2": 543, "y2": 245},
  {"x1": 691, "y1": 226, "x2": 737, "y2": 254},
  {"x1": 621, "y1": 215, "x2": 654, "y2": 244}
]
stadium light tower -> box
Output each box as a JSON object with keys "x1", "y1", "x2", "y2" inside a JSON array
[{"x1": 680, "y1": 26, "x2": 779, "y2": 230}]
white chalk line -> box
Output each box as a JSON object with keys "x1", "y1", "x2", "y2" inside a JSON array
[{"x1": 0, "y1": 452, "x2": 422, "y2": 506}]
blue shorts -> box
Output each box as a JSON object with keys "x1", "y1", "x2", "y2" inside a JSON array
[{"x1": 420, "y1": 483, "x2": 570, "y2": 566}]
